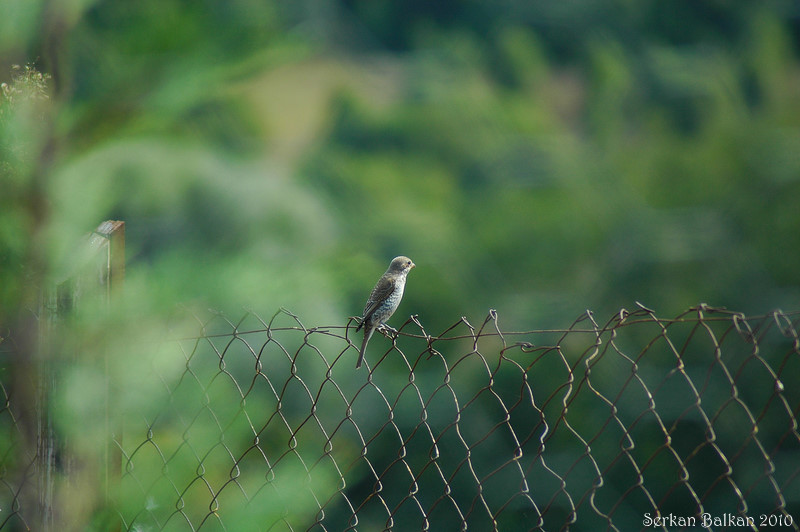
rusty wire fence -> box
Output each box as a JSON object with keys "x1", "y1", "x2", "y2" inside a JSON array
[{"x1": 2, "y1": 304, "x2": 800, "y2": 531}]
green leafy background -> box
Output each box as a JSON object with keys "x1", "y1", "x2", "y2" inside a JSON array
[{"x1": 2, "y1": 1, "x2": 799, "y2": 529}]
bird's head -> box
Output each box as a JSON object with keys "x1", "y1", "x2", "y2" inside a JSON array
[{"x1": 389, "y1": 256, "x2": 415, "y2": 274}]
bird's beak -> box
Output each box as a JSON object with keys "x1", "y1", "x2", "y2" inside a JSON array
[{"x1": 410, "y1": 262, "x2": 416, "y2": 269}]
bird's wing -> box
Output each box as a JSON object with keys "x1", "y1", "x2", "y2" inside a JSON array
[{"x1": 363, "y1": 276, "x2": 396, "y2": 321}]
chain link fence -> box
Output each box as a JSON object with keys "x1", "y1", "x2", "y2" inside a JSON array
[{"x1": 3, "y1": 301, "x2": 798, "y2": 531}]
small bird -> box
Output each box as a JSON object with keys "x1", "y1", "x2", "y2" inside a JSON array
[{"x1": 355, "y1": 256, "x2": 416, "y2": 369}]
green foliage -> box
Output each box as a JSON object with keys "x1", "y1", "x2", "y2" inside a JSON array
[
  {"x1": 0, "y1": 64, "x2": 51, "y2": 107},
  {"x1": 1, "y1": 0, "x2": 799, "y2": 529},
  {"x1": 299, "y1": 5, "x2": 800, "y2": 327}
]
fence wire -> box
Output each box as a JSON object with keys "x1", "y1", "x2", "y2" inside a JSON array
[{"x1": 1, "y1": 304, "x2": 800, "y2": 531}]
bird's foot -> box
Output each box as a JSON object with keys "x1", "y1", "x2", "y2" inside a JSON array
[{"x1": 377, "y1": 324, "x2": 398, "y2": 336}]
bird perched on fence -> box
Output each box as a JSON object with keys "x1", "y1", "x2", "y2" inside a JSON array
[{"x1": 356, "y1": 256, "x2": 416, "y2": 369}]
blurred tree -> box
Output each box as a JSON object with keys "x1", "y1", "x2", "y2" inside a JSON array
[{"x1": 296, "y1": 1, "x2": 800, "y2": 329}]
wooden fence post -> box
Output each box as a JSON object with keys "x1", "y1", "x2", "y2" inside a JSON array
[{"x1": 92, "y1": 221, "x2": 125, "y2": 530}]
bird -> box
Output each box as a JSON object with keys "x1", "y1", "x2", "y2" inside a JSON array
[{"x1": 355, "y1": 256, "x2": 416, "y2": 369}]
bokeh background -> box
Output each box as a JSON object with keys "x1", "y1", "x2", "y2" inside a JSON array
[
  {"x1": 2, "y1": 1, "x2": 800, "y2": 530},
  {"x1": 4, "y1": 0, "x2": 800, "y2": 330}
]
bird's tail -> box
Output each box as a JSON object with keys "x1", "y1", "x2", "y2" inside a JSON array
[{"x1": 356, "y1": 327, "x2": 374, "y2": 369}]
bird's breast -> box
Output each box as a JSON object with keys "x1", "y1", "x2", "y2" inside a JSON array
[{"x1": 385, "y1": 284, "x2": 404, "y2": 306}]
